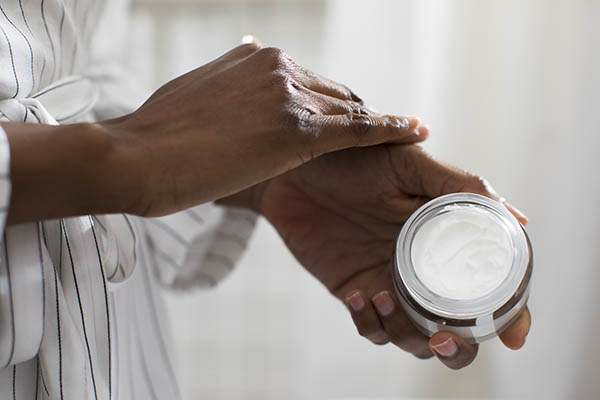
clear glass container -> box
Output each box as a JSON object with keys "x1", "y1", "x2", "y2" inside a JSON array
[{"x1": 393, "y1": 193, "x2": 533, "y2": 344}]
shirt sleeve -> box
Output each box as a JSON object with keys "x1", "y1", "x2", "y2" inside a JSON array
[
  {"x1": 0, "y1": 126, "x2": 9, "y2": 231},
  {"x1": 0, "y1": 126, "x2": 45, "y2": 368},
  {"x1": 141, "y1": 203, "x2": 257, "y2": 291}
]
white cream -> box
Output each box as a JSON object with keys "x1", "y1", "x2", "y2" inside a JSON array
[{"x1": 411, "y1": 206, "x2": 513, "y2": 300}]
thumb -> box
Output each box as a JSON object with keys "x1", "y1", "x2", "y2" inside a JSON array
[{"x1": 310, "y1": 113, "x2": 428, "y2": 156}]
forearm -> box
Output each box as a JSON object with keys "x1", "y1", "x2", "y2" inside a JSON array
[{"x1": 3, "y1": 122, "x2": 136, "y2": 224}]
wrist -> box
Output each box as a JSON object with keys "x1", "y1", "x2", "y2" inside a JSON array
[
  {"x1": 4, "y1": 120, "x2": 141, "y2": 223},
  {"x1": 86, "y1": 120, "x2": 146, "y2": 215},
  {"x1": 216, "y1": 182, "x2": 267, "y2": 214}
]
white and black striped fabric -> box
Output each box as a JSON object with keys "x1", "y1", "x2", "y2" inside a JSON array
[{"x1": 0, "y1": 1, "x2": 257, "y2": 399}]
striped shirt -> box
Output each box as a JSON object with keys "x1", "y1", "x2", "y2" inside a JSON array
[{"x1": 0, "y1": 1, "x2": 256, "y2": 399}]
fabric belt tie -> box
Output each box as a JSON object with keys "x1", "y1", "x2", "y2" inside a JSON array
[
  {"x1": 0, "y1": 76, "x2": 137, "y2": 369},
  {"x1": 0, "y1": 76, "x2": 99, "y2": 125}
]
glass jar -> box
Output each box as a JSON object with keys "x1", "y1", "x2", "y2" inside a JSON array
[{"x1": 393, "y1": 193, "x2": 533, "y2": 344}]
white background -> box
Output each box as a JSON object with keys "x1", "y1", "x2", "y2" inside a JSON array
[{"x1": 128, "y1": 0, "x2": 600, "y2": 398}]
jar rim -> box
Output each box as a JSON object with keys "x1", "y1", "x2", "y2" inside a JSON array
[{"x1": 394, "y1": 193, "x2": 531, "y2": 319}]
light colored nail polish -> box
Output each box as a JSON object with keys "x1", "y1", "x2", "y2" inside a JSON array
[
  {"x1": 431, "y1": 337, "x2": 458, "y2": 358},
  {"x1": 346, "y1": 292, "x2": 365, "y2": 312},
  {"x1": 373, "y1": 292, "x2": 395, "y2": 317}
]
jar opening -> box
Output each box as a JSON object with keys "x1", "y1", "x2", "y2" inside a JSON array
[{"x1": 395, "y1": 193, "x2": 531, "y2": 320}]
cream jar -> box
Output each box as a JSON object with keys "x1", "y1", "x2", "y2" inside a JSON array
[{"x1": 393, "y1": 193, "x2": 533, "y2": 344}]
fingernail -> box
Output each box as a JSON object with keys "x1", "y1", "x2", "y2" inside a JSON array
[
  {"x1": 346, "y1": 291, "x2": 365, "y2": 312},
  {"x1": 407, "y1": 116, "x2": 421, "y2": 128},
  {"x1": 241, "y1": 34, "x2": 261, "y2": 46},
  {"x1": 416, "y1": 124, "x2": 429, "y2": 136},
  {"x1": 372, "y1": 292, "x2": 395, "y2": 317},
  {"x1": 431, "y1": 337, "x2": 458, "y2": 358},
  {"x1": 351, "y1": 92, "x2": 364, "y2": 104},
  {"x1": 505, "y1": 202, "x2": 528, "y2": 225}
]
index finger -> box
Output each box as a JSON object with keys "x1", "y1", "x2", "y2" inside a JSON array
[
  {"x1": 296, "y1": 66, "x2": 365, "y2": 104},
  {"x1": 309, "y1": 114, "x2": 429, "y2": 157}
]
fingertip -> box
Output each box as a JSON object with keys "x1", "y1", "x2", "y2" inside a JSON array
[
  {"x1": 372, "y1": 291, "x2": 396, "y2": 318},
  {"x1": 416, "y1": 124, "x2": 430, "y2": 140},
  {"x1": 345, "y1": 290, "x2": 366, "y2": 313},
  {"x1": 505, "y1": 202, "x2": 529, "y2": 226},
  {"x1": 429, "y1": 332, "x2": 478, "y2": 370},
  {"x1": 408, "y1": 116, "x2": 421, "y2": 128},
  {"x1": 241, "y1": 34, "x2": 262, "y2": 48},
  {"x1": 465, "y1": 180, "x2": 529, "y2": 225},
  {"x1": 499, "y1": 328, "x2": 527, "y2": 350},
  {"x1": 499, "y1": 308, "x2": 531, "y2": 350},
  {"x1": 429, "y1": 333, "x2": 459, "y2": 359}
]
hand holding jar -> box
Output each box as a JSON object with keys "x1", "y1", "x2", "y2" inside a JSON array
[{"x1": 221, "y1": 144, "x2": 531, "y2": 370}]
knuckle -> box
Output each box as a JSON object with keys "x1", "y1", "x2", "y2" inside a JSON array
[
  {"x1": 282, "y1": 105, "x2": 312, "y2": 132},
  {"x1": 260, "y1": 46, "x2": 285, "y2": 58},
  {"x1": 276, "y1": 107, "x2": 316, "y2": 165},
  {"x1": 270, "y1": 74, "x2": 300, "y2": 105},
  {"x1": 257, "y1": 47, "x2": 290, "y2": 70},
  {"x1": 381, "y1": 115, "x2": 409, "y2": 130},
  {"x1": 340, "y1": 84, "x2": 352, "y2": 96},
  {"x1": 341, "y1": 84, "x2": 361, "y2": 103},
  {"x1": 239, "y1": 42, "x2": 260, "y2": 53},
  {"x1": 271, "y1": 70, "x2": 292, "y2": 88},
  {"x1": 349, "y1": 89, "x2": 364, "y2": 104},
  {"x1": 347, "y1": 102, "x2": 369, "y2": 115},
  {"x1": 345, "y1": 113, "x2": 373, "y2": 143}
]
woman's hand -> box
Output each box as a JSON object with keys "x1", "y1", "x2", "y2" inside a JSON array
[
  {"x1": 222, "y1": 144, "x2": 530, "y2": 369},
  {"x1": 5, "y1": 40, "x2": 426, "y2": 224},
  {"x1": 102, "y1": 40, "x2": 427, "y2": 218}
]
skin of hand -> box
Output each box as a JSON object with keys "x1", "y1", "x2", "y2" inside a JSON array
[
  {"x1": 219, "y1": 144, "x2": 531, "y2": 370},
  {"x1": 99, "y1": 41, "x2": 429, "y2": 218},
  {"x1": 4, "y1": 39, "x2": 427, "y2": 224}
]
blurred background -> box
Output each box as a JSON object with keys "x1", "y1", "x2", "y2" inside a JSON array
[{"x1": 126, "y1": 0, "x2": 600, "y2": 398}]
